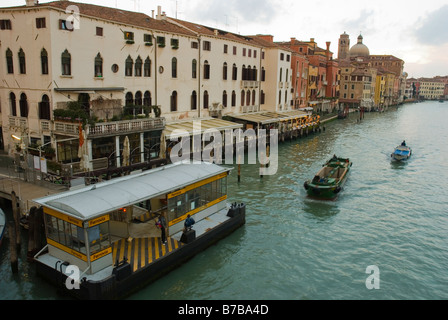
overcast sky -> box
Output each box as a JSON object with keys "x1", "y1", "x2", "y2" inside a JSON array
[{"x1": 5, "y1": 0, "x2": 448, "y2": 78}]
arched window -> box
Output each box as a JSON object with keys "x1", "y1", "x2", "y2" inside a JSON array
[
  {"x1": 95, "y1": 53, "x2": 103, "y2": 77},
  {"x1": 232, "y1": 64, "x2": 237, "y2": 81},
  {"x1": 192, "y1": 59, "x2": 197, "y2": 79},
  {"x1": 231, "y1": 91, "x2": 236, "y2": 107},
  {"x1": 170, "y1": 91, "x2": 178, "y2": 111},
  {"x1": 9, "y1": 92, "x2": 17, "y2": 116},
  {"x1": 278, "y1": 90, "x2": 282, "y2": 105},
  {"x1": 39, "y1": 94, "x2": 51, "y2": 120},
  {"x1": 143, "y1": 91, "x2": 152, "y2": 107},
  {"x1": 279, "y1": 68, "x2": 283, "y2": 82},
  {"x1": 61, "y1": 49, "x2": 71, "y2": 75},
  {"x1": 125, "y1": 92, "x2": 134, "y2": 106},
  {"x1": 222, "y1": 91, "x2": 227, "y2": 107},
  {"x1": 242, "y1": 65, "x2": 246, "y2": 81},
  {"x1": 252, "y1": 90, "x2": 256, "y2": 105},
  {"x1": 19, "y1": 93, "x2": 28, "y2": 118},
  {"x1": 203, "y1": 60, "x2": 210, "y2": 79},
  {"x1": 135, "y1": 91, "x2": 143, "y2": 106},
  {"x1": 6, "y1": 48, "x2": 14, "y2": 74},
  {"x1": 125, "y1": 56, "x2": 133, "y2": 77},
  {"x1": 261, "y1": 90, "x2": 265, "y2": 105},
  {"x1": 191, "y1": 91, "x2": 197, "y2": 110},
  {"x1": 135, "y1": 56, "x2": 142, "y2": 77},
  {"x1": 241, "y1": 90, "x2": 245, "y2": 106},
  {"x1": 172, "y1": 57, "x2": 177, "y2": 78},
  {"x1": 144, "y1": 57, "x2": 151, "y2": 77},
  {"x1": 246, "y1": 90, "x2": 251, "y2": 106},
  {"x1": 41, "y1": 48, "x2": 49, "y2": 75},
  {"x1": 203, "y1": 91, "x2": 209, "y2": 109},
  {"x1": 18, "y1": 48, "x2": 26, "y2": 74},
  {"x1": 223, "y1": 62, "x2": 227, "y2": 80},
  {"x1": 253, "y1": 66, "x2": 258, "y2": 81}
]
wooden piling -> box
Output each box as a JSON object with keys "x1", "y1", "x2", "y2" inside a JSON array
[
  {"x1": 11, "y1": 191, "x2": 21, "y2": 252},
  {"x1": 27, "y1": 207, "x2": 36, "y2": 260},
  {"x1": 9, "y1": 221, "x2": 18, "y2": 274}
]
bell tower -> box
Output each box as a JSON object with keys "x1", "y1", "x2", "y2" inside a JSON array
[{"x1": 338, "y1": 32, "x2": 350, "y2": 60}]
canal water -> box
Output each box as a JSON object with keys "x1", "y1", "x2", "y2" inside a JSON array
[{"x1": 1, "y1": 101, "x2": 447, "y2": 300}]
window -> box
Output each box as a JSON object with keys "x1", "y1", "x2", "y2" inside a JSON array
[
  {"x1": 241, "y1": 90, "x2": 245, "y2": 106},
  {"x1": 232, "y1": 64, "x2": 237, "y2": 81},
  {"x1": 61, "y1": 49, "x2": 71, "y2": 75},
  {"x1": 18, "y1": 48, "x2": 26, "y2": 74},
  {"x1": 261, "y1": 67, "x2": 266, "y2": 82},
  {"x1": 94, "y1": 53, "x2": 103, "y2": 77},
  {"x1": 124, "y1": 31, "x2": 134, "y2": 41},
  {"x1": 261, "y1": 90, "x2": 265, "y2": 105},
  {"x1": 144, "y1": 57, "x2": 151, "y2": 77},
  {"x1": 19, "y1": 93, "x2": 28, "y2": 118},
  {"x1": 222, "y1": 91, "x2": 227, "y2": 107},
  {"x1": 204, "y1": 60, "x2": 210, "y2": 79},
  {"x1": 171, "y1": 38, "x2": 179, "y2": 49},
  {"x1": 248, "y1": 49, "x2": 252, "y2": 58},
  {"x1": 6, "y1": 48, "x2": 14, "y2": 74},
  {"x1": 224, "y1": 44, "x2": 228, "y2": 54},
  {"x1": 231, "y1": 91, "x2": 236, "y2": 107},
  {"x1": 135, "y1": 91, "x2": 143, "y2": 106},
  {"x1": 157, "y1": 36, "x2": 165, "y2": 47},
  {"x1": 286, "y1": 54, "x2": 290, "y2": 62},
  {"x1": 41, "y1": 49, "x2": 48, "y2": 75},
  {"x1": 36, "y1": 18, "x2": 46, "y2": 29},
  {"x1": 191, "y1": 91, "x2": 197, "y2": 110},
  {"x1": 254, "y1": 50, "x2": 257, "y2": 59},
  {"x1": 203, "y1": 41, "x2": 211, "y2": 51},
  {"x1": 44, "y1": 213, "x2": 111, "y2": 258},
  {"x1": 10, "y1": 92, "x2": 17, "y2": 117},
  {"x1": 243, "y1": 48, "x2": 246, "y2": 57},
  {"x1": 223, "y1": 62, "x2": 227, "y2": 80},
  {"x1": 171, "y1": 91, "x2": 178, "y2": 112},
  {"x1": 125, "y1": 92, "x2": 134, "y2": 106},
  {"x1": 96, "y1": 27, "x2": 103, "y2": 36},
  {"x1": 203, "y1": 91, "x2": 209, "y2": 109},
  {"x1": 172, "y1": 57, "x2": 177, "y2": 78},
  {"x1": 233, "y1": 46, "x2": 237, "y2": 55},
  {"x1": 280, "y1": 53, "x2": 284, "y2": 61},
  {"x1": 144, "y1": 34, "x2": 153, "y2": 45},
  {"x1": 143, "y1": 91, "x2": 152, "y2": 107},
  {"x1": 246, "y1": 90, "x2": 251, "y2": 106},
  {"x1": 135, "y1": 56, "x2": 142, "y2": 77},
  {"x1": 192, "y1": 59, "x2": 197, "y2": 79},
  {"x1": 191, "y1": 41, "x2": 198, "y2": 49},
  {"x1": 0, "y1": 20, "x2": 12, "y2": 30},
  {"x1": 59, "y1": 19, "x2": 73, "y2": 31},
  {"x1": 125, "y1": 56, "x2": 133, "y2": 76},
  {"x1": 111, "y1": 64, "x2": 119, "y2": 73},
  {"x1": 39, "y1": 95, "x2": 51, "y2": 120}
]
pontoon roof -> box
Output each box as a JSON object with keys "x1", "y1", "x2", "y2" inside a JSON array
[{"x1": 34, "y1": 162, "x2": 230, "y2": 221}]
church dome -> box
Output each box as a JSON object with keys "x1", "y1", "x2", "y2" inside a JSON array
[{"x1": 349, "y1": 34, "x2": 370, "y2": 57}]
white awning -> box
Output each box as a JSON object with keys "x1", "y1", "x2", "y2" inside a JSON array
[
  {"x1": 164, "y1": 118, "x2": 243, "y2": 140},
  {"x1": 34, "y1": 162, "x2": 231, "y2": 221}
]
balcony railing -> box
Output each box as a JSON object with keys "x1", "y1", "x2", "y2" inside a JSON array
[
  {"x1": 87, "y1": 118, "x2": 166, "y2": 137},
  {"x1": 241, "y1": 81, "x2": 259, "y2": 89},
  {"x1": 8, "y1": 116, "x2": 28, "y2": 129}
]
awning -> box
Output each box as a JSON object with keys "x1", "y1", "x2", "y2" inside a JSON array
[
  {"x1": 164, "y1": 118, "x2": 243, "y2": 140},
  {"x1": 228, "y1": 110, "x2": 310, "y2": 125},
  {"x1": 34, "y1": 162, "x2": 230, "y2": 221}
]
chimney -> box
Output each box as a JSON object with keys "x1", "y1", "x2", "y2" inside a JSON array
[
  {"x1": 156, "y1": 6, "x2": 162, "y2": 20},
  {"x1": 326, "y1": 41, "x2": 331, "y2": 60},
  {"x1": 25, "y1": 0, "x2": 38, "y2": 6},
  {"x1": 290, "y1": 37, "x2": 296, "y2": 44}
]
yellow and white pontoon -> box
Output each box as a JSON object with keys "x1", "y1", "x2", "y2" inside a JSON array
[{"x1": 33, "y1": 162, "x2": 245, "y2": 299}]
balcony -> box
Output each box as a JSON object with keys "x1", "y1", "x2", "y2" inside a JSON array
[
  {"x1": 241, "y1": 81, "x2": 259, "y2": 89},
  {"x1": 8, "y1": 116, "x2": 28, "y2": 129},
  {"x1": 52, "y1": 117, "x2": 166, "y2": 138},
  {"x1": 87, "y1": 117, "x2": 166, "y2": 138}
]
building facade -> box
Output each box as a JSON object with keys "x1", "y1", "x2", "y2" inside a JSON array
[{"x1": 0, "y1": 1, "x2": 294, "y2": 169}]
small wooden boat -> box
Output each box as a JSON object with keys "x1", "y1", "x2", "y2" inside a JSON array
[
  {"x1": 0, "y1": 208, "x2": 6, "y2": 248},
  {"x1": 391, "y1": 145, "x2": 412, "y2": 161},
  {"x1": 304, "y1": 156, "x2": 352, "y2": 200}
]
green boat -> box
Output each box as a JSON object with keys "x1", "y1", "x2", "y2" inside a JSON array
[{"x1": 304, "y1": 156, "x2": 352, "y2": 200}]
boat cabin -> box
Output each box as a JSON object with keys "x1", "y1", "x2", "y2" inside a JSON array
[{"x1": 34, "y1": 162, "x2": 230, "y2": 276}]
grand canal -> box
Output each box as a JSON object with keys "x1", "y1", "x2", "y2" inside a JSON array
[{"x1": 1, "y1": 101, "x2": 448, "y2": 300}]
